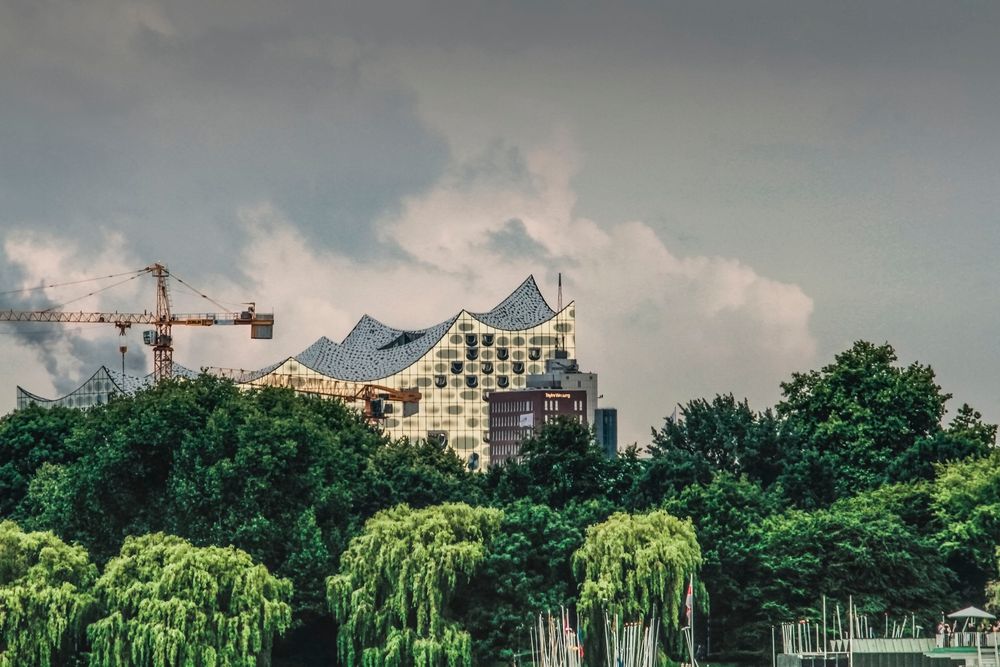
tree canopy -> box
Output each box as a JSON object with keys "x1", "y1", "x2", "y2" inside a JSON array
[
  {"x1": 23, "y1": 375, "x2": 385, "y2": 619},
  {"x1": 638, "y1": 394, "x2": 784, "y2": 501},
  {"x1": 777, "y1": 341, "x2": 952, "y2": 505},
  {"x1": 0, "y1": 520, "x2": 97, "y2": 667},
  {"x1": 0, "y1": 339, "x2": 996, "y2": 665},
  {"x1": 88, "y1": 532, "x2": 292, "y2": 667},
  {"x1": 327, "y1": 503, "x2": 502, "y2": 667},
  {"x1": 573, "y1": 510, "x2": 701, "y2": 631}
]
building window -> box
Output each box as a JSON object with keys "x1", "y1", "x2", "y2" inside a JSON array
[
  {"x1": 497, "y1": 376, "x2": 509, "y2": 388},
  {"x1": 434, "y1": 375, "x2": 447, "y2": 388},
  {"x1": 451, "y1": 361, "x2": 464, "y2": 374},
  {"x1": 466, "y1": 347, "x2": 479, "y2": 361},
  {"x1": 465, "y1": 333, "x2": 478, "y2": 347},
  {"x1": 528, "y1": 347, "x2": 541, "y2": 360},
  {"x1": 482, "y1": 333, "x2": 494, "y2": 347},
  {"x1": 481, "y1": 362, "x2": 493, "y2": 374},
  {"x1": 466, "y1": 375, "x2": 478, "y2": 388},
  {"x1": 512, "y1": 361, "x2": 525, "y2": 374},
  {"x1": 496, "y1": 347, "x2": 509, "y2": 360}
]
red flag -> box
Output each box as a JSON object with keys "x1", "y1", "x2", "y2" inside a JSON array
[{"x1": 685, "y1": 581, "x2": 693, "y2": 625}]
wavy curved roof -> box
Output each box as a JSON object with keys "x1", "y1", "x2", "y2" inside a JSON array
[
  {"x1": 284, "y1": 276, "x2": 558, "y2": 382},
  {"x1": 16, "y1": 278, "x2": 561, "y2": 401},
  {"x1": 17, "y1": 362, "x2": 199, "y2": 407},
  {"x1": 469, "y1": 276, "x2": 558, "y2": 329}
]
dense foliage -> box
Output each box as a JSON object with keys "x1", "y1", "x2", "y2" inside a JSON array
[
  {"x1": 327, "y1": 503, "x2": 502, "y2": 667},
  {"x1": 573, "y1": 510, "x2": 701, "y2": 633},
  {"x1": 88, "y1": 533, "x2": 292, "y2": 667},
  {"x1": 0, "y1": 340, "x2": 996, "y2": 665},
  {"x1": 0, "y1": 521, "x2": 97, "y2": 667}
]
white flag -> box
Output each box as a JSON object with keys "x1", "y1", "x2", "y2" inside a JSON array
[{"x1": 518, "y1": 412, "x2": 534, "y2": 427}]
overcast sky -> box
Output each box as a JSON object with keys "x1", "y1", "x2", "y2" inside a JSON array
[{"x1": 1, "y1": 0, "x2": 998, "y2": 446}]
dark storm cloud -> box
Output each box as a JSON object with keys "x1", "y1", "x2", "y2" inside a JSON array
[
  {"x1": 0, "y1": 0, "x2": 450, "y2": 269},
  {"x1": 3, "y1": 0, "x2": 995, "y2": 269},
  {"x1": 485, "y1": 219, "x2": 549, "y2": 261}
]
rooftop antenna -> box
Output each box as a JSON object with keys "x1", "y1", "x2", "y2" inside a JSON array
[
  {"x1": 558, "y1": 272, "x2": 563, "y2": 312},
  {"x1": 556, "y1": 273, "x2": 565, "y2": 353}
]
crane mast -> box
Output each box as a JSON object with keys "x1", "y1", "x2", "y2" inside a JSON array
[
  {"x1": 153, "y1": 263, "x2": 173, "y2": 381},
  {"x1": 0, "y1": 262, "x2": 274, "y2": 382}
]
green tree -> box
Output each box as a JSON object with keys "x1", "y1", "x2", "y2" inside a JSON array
[
  {"x1": 933, "y1": 451, "x2": 1000, "y2": 599},
  {"x1": 751, "y1": 492, "x2": 955, "y2": 646},
  {"x1": 488, "y1": 418, "x2": 609, "y2": 509},
  {"x1": 0, "y1": 520, "x2": 97, "y2": 667},
  {"x1": 888, "y1": 404, "x2": 995, "y2": 483},
  {"x1": 572, "y1": 510, "x2": 701, "y2": 638},
  {"x1": 88, "y1": 533, "x2": 292, "y2": 667},
  {"x1": 327, "y1": 502, "x2": 502, "y2": 667},
  {"x1": 0, "y1": 404, "x2": 81, "y2": 518},
  {"x1": 988, "y1": 549, "x2": 1000, "y2": 614},
  {"x1": 24, "y1": 376, "x2": 385, "y2": 622},
  {"x1": 462, "y1": 501, "x2": 586, "y2": 664},
  {"x1": 358, "y1": 438, "x2": 483, "y2": 514},
  {"x1": 637, "y1": 395, "x2": 785, "y2": 504},
  {"x1": 777, "y1": 341, "x2": 954, "y2": 506},
  {"x1": 663, "y1": 474, "x2": 782, "y2": 657}
]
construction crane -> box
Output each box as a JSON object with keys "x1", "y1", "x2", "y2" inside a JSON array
[
  {"x1": 206, "y1": 368, "x2": 421, "y2": 422},
  {"x1": 0, "y1": 263, "x2": 274, "y2": 381}
]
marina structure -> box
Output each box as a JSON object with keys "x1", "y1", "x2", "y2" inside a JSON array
[{"x1": 776, "y1": 599, "x2": 998, "y2": 667}]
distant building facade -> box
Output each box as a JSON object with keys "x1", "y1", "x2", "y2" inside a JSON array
[
  {"x1": 526, "y1": 354, "x2": 599, "y2": 427},
  {"x1": 594, "y1": 407, "x2": 619, "y2": 457},
  {"x1": 487, "y1": 387, "x2": 588, "y2": 466}
]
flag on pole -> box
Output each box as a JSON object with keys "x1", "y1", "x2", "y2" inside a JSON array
[{"x1": 685, "y1": 579, "x2": 693, "y2": 626}]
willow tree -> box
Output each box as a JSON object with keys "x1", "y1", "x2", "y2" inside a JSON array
[
  {"x1": 572, "y1": 510, "x2": 701, "y2": 635},
  {"x1": 0, "y1": 520, "x2": 97, "y2": 667},
  {"x1": 88, "y1": 533, "x2": 292, "y2": 667},
  {"x1": 327, "y1": 502, "x2": 502, "y2": 667}
]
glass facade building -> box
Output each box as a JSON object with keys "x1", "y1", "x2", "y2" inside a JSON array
[{"x1": 237, "y1": 277, "x2": 574, "y2": 467}]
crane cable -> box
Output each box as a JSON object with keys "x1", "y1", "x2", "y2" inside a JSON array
[
  {"x1": 0, "y1": 267, "x2": 150, "y2": 298},
  {"x1": 2, "y1": 265, "x2": 249, "y2": 316},
  {"x1": 38, "y1": 272, "x2": 150, "y2": 312},
  {"x1": 168, "y1": 272, "x2": 239, "y2": 314}
]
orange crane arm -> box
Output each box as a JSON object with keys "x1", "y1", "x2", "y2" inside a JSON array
[
  {"x1": 205, "y1": 369, "x2": 421, "y2": 421},
  {"x1": 0, "y1": 310, "x2": 157, "y2": 325},
  {"x1": 0, "y1": 309, "x2": 273, "y2": 327}
]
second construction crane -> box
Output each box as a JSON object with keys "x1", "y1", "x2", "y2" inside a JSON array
[{"x1": 0, "y1": 263, "x2": 274, "y2": 381}]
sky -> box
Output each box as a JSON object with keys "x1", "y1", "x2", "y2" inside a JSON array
[{"x1": 1, "y1": 0, "x2": 998, "y2": 447}]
